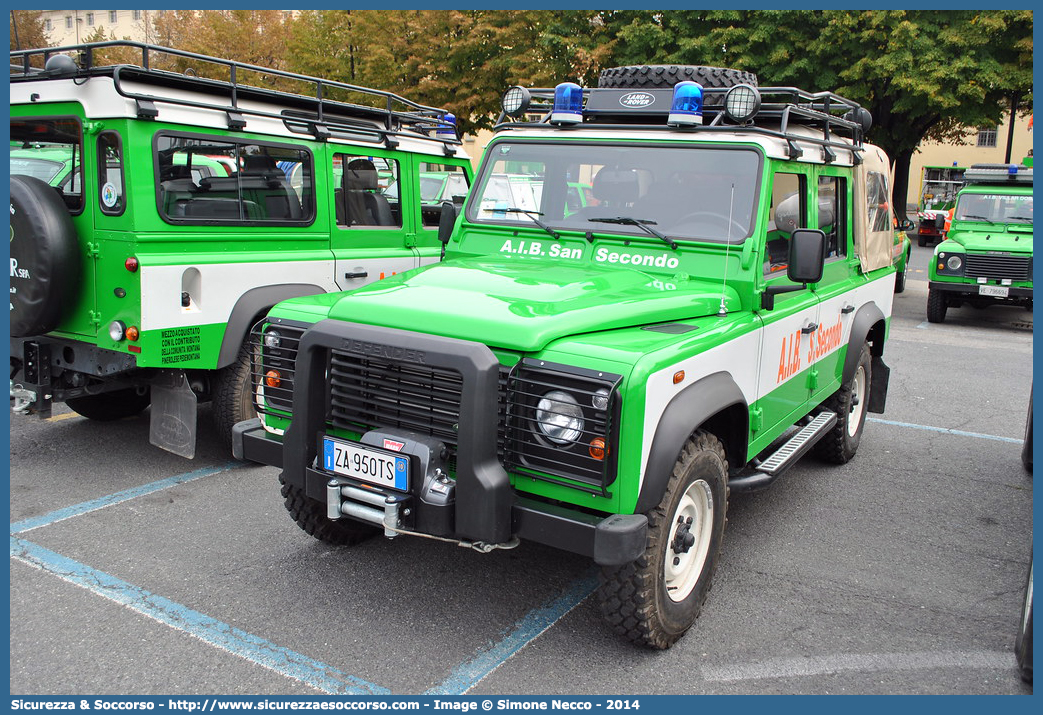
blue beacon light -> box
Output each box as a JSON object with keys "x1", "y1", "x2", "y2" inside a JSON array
[
  {"x1": 668, "y1": 81, "x2": 704, "y2": 126},
  {"x1": 550, "y1": 82, "x2": 584, "y2": 125},
  {"x1": 437, "y1": 113, "x2": 457, "y2": 137}
]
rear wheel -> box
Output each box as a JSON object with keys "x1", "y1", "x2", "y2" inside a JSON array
[
  {"x1": 280, "y1": 477, "x2": 379, "y2": 546},
  {"x1": 213, "y1": 340, "x2": 257, "y2": 446},
  {"x1": 927, "y1": 289, "x2": 948, "y2": 323},
  {"x1": 598, "y1": 431, "x2": 728, "y2": 649},
  {"x1": 1016, "y1": 558, "x2": 1033, "y2": 684},
  {"x1": 815, "y1": 342, "x2": 871, "y2": 464},
  {"x1": 66, "y1": 387, "x2": 151, "y2": 421}
]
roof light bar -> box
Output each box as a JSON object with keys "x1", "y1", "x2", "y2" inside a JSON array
[
  {"x1": 667, "y1": 81, "x2": 704, "y2": 126},
  {"x1": 437, "y1": 113, "x2": 457, "y2": 138},
  {"x1": 550, "y1": 82, "x2": 584, "y2": 125}
]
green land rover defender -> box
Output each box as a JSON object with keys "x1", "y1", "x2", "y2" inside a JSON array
[
  {"x1": 926, "y1": 163, "x2": 1033, "y2": 323},
  {"x1": 9, "y1": 42, "x2": 472, "y2": 457},
  {"x1": 235, "y1": 65, "x2": 898, "y2": 648}
]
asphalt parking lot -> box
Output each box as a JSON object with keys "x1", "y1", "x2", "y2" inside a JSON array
[{"x1": 9, "y1": 239, "x2": 1033, "y2": 696}]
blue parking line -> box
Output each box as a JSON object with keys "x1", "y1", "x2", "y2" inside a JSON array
[
  {"x1": 867, "y1": 417, "x2": 1022, "y2": 444},
  {"x1": 10, "y1": 536, "x2": 389, "y2": 695},
  {"x1": 426, "y1": 572, "x2": 599, "y2": 695},
  {"x1": 10, "y1": 462, "x2": 242, "y2": 535}
]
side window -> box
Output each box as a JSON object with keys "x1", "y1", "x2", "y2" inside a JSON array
[
  {"x1": 764, "y1": 172, "x2": 806, "y2": 275},
  {"x1": 334, "y1": 154, "x2": 401, "y2": 228},
  {"x1": 418, "y1": 162, "x2": 470, "y2": 227},
  {"x1": 156, "y1": 135, "x2": 314, "y2": 224},
  {"x1": 866, "y1": 171, "x2": 891, "y2": 233},
  {"x1": 9, "y1": 117, "x2": 84, "y2": 214},
  {"x1": 818, "y1": 176, "x2": 846, "y2": 259},
  {"x1": 98, "y1": 131, "x2": 126, "y2": 216}
]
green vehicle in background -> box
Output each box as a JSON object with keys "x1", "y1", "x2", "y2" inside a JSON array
[
  {"x1": 926, "y1": 163, "x2": 1033, "y2": 323},
  {"x1": 236, "y1": 65, "x2": 900, "y2": 648},
  {"x1": 9, "y1": 41, "x2": 472, "y2": 458}
]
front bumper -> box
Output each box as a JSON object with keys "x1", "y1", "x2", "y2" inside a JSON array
[
  {"x1": 928, "y1": 281, "x2": 1033, "y2": 300},
  {"x1": 235, "y1": 418, "x2": 647, "y2": 566}
]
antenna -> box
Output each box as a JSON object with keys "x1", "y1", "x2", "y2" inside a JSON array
[{"x1": 718, "y1": 183, "x2": 736, "y2": 317}]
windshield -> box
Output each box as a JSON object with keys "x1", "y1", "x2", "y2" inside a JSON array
[
  {"x1": 955, "y1": 192, "x2": 1033, "y2": 224},
  {"x1": 466, "y1": 141, "x2": 761, "y2": 243},
  {"x1": 9, "y1": 155, "x2": 67, "y2": 183}
]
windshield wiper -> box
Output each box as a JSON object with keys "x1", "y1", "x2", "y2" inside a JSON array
[
  {"x1": 504, "y1": 208, "x2": 561, "y2": 240},
  {"x1": 587, "y1": 216, "x2": 678, "y2": 250},
  {"x1": 1006, "y1": 215, "x2": 1033, "y2": 222},
  {"x1": 960, "y1": 214, "x2": 995, "y2": 224}
]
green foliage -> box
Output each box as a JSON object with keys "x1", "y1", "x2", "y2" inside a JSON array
[{"x1": 10, "y1": 11, "x2": 50, "y2": 54}]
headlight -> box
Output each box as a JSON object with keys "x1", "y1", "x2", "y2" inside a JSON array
[
  {"x1": 946, "y1": 255, "x2": 963, "y2": 271},
  {"x1": 535, "y1": 390, "x2": 585, "y2": 445}
]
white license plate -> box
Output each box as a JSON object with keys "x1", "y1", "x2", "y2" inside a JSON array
[
  {"x1": 979, "y1": 285, "x2": 1009, "y2": 297},
  {"x1": 322, "y1": 437, "x2": 409, "y2": 491}
]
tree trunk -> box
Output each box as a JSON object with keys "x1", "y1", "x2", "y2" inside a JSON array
[{"x1": 890, "y1": 146, "x2": 917, "y2": 221}]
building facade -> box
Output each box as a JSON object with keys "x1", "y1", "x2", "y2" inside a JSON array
[{"x1": 37, "y1": 9, "x2": 155, "y2": 46}]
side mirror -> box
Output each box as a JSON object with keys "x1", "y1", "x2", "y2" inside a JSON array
[
  {"x1": 437, "y1": 201, "x2": 458, "y2": 259},
  {"x1": 761, "y1": 228, "x2": 826, "y2": 311},
  {"x1": 898, "y1": 218, "x2": 915, "y2": 232},
  {"x1": 787, "y1": 228, "x2": 826, "y2": 284}
]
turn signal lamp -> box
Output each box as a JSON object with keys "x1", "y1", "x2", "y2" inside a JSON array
[
  {"x1": 265, "y1": 370, "x2": 282, "y2": 388},
  {"x1": 125, "y1": 326, "x2": 140, "y2": 342},
  {"x1": 550, "y1": 82, "x2": 584, "y2": 125},
  {"x1": 589, "y1": 437, "x2": 607, "y2": 460},
  {"x1": 668, "y1": 81, "x2": 704, "y2": 126}
]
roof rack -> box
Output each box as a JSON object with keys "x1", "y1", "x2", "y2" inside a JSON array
[
  {"x1": 10, "y1": 41, "x2": 461, "y2": 150},
  {"x1": 494, "y1": 84, "x2": 869, "y2": 162}
]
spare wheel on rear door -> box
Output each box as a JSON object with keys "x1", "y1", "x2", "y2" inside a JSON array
[{"x1": 9, "y1": 174, "x2": 81, "y2": 337}]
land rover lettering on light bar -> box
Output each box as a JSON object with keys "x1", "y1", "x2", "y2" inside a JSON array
[{"x1": 235, "y1": 64, "x2": 897, "y2": 649}]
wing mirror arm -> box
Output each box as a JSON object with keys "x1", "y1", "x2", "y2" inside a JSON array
[
  {"x1": 760, "y1": 228, "x2": 827, "y2": 311},
  {"x1": 437, "y1": 201, "x2": 458, "y2": 260}
]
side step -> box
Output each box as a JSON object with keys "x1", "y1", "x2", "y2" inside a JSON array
[{"x1": 728, "y1": 411, "x2": 837, "y2": 492}]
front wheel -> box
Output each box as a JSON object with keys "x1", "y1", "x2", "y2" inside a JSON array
[
  {"x1": 597, "y1": 431, "x2": 728, "y2": 649},
  {"x1": 815, "y1": 342, "x2": 871, "y2": 464},
  {"x1": 280, "y1": 477, "x2": 379, "y2": 547},
  {"x1": 927, "y1": 289, "x2": 948, "y2": 323},
  {"x1": 894, "y1": 268, "x2": 907, "y2": 294}
]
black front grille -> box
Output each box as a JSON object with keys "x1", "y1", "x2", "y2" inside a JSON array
[
  {"x1": 255, "y1": 324, "x2": 621, "y2": 495},
  {"x1": 328, "y1": 351, "x2": 465, "y2": 447},
  {"x1": 964, "y1": 254, "x2": 1031, "y2": 281}
]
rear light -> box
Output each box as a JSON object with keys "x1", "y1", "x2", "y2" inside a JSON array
[{"x1": 125, "y1": 256, "x2": 139, "y2": 272}]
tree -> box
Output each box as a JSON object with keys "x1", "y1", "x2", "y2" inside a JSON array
[
  {"x1": 10, "y1": 11, "x2": 50, "y2": 53},
  {"x1": 594, "y1": 10, "x2": 1033, "y2": 218}
]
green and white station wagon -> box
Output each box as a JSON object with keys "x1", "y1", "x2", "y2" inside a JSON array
[
  {"x1": 9, "y1": 42, "x2": 472, "y2": 458},
  {"x1": 235, "y1": 65, "x2": 899, "y2": 648}
]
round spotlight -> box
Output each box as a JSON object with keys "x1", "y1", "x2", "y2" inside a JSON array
[
  {"x1": 264, "y1": 330, "x2": 282, "y2": 349},
  {"x1": 502, "y1": 86, "x2": 531, "y2": 117},
  {"x1": 724, "y1": 84, "x2": 761, "y2": 123}
]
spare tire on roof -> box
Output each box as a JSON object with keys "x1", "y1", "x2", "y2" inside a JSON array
[
  {"x1": 597, "y1": 65, "x2": 758, "y2": 94},
  {"x1": 10, "y1": 174, "x2": 81, "y2": 337}
]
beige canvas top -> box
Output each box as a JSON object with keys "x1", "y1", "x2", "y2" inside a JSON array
[{"x1": 854, "y1": 143, "x2": 896, "y2": 273}]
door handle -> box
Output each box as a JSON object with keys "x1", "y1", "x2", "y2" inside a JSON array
[
  {"x1": 344, "y1": 271, "x2": 369, "y2": 280},
  {"x1": 840, "y1": 304, "x2": 855, "y2": 314},
  {"x1": 801, "y1": 322, "x2": 819, "y2": 335}
]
